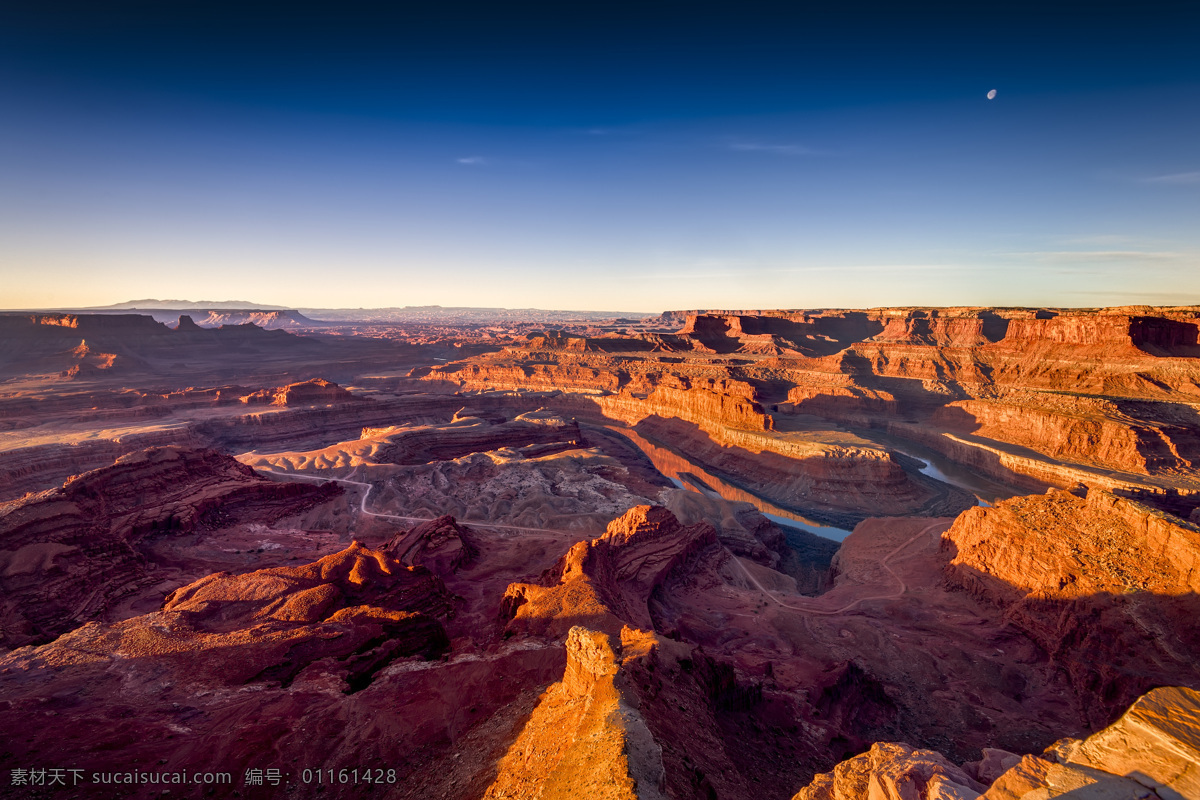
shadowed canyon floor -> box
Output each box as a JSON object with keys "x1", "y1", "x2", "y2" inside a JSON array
[{"x1": 1, "y1": 305, "x2": 1199, "y2": 798}]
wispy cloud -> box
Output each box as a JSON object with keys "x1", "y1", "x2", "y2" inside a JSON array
[
  {"x1": 1068, "y1": 290, "x2": 1200, "y2": 302},
  {"x1": 1143, "y1": 170, "x2": 1200, "y2": 185},
  {"x1": 632, "y1": 263, "x2": 966, "y2": 281},
  {"x1": 1011, "y1": 250, "x2": 1186, "y2": 264},
  {"x1": 728, "y1": 141, "x2": 820, "y2": 157},
  {"x1": 1058, "y1": 234, "x2": 1137, "y2": 246},
  {"x1": 456, "y1": 156, "x2": 487, "y2": 166}
]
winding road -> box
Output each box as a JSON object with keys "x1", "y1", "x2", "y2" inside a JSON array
[
  {"x1": 255, "y1": 467, "x2": 578, "y2": 536},
  {"x1": 727, "y1": 521, "x2": 947, "y2": 616},
  {"x1": 259, "y1": 466, "x2": 944, "y2": 617}
]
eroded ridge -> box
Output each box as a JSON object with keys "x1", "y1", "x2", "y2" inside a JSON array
[
  {"x1": 3, "y1": 304, "x2": 1200, "y2": 799},
  {"x1": 793, "y1": 685, "x2": 1200, "y2": 800}
]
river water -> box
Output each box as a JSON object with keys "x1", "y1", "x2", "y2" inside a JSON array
[
  {"x1": 851, "y1": 431, "x2": 1016, "y2": 506},
  {"x1": 608, "y1": 426, "x2": 855, "y2": 542}
]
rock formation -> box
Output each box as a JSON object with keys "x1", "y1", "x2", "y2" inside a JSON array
[
  {"x1": 238, "y1": 377, "x2": 360, "y2": 407},
  {"x1": 0, "y1": 543, "x2": 455, "y2": 798},
  {"x1": 374, "y1": 409, "x2": 586, "y2": 464},
  {"x1": 792, "y1": 742, "x2": 985, "y2": 800},
  {"x1": 482, "y1": 626, "x2": 665, "y2": 800},
  {"x1": 626, "y1": 415, "x2": 964, "y2": 525},
  {"x1": 159, "y1": 541, "x2": 453, "y2": 686},
  {"x1": 0, "y1": 310, "x2": 416, "y2": 390},
  {"x1": 422, "y1": 305, "x2": 1200, "y2": 522},
  {"x1": 175, "y1": 309, "x2": 322, "y2": 329},
  {"x1": 5, "y1": 304, "x2": 1200, "y2": 800},
  {"x1": 0, "y1": 447, "x2": 341, "y2": 650},
  {"x1": 502, "y1": 505, "x2": 720, "y2": 638},
  {"x1": 495, "y1": 506, "x2": 824, "y2": 799},
  {"x1": 385, "y1": 515, "x2": 481, "y2": 576},
  {"x1": 792, "y1": 686, "x2": 1200, "y2": 800},
  {"x1": 942, "y1": 486, "x2": 1200, "y2": 725}
]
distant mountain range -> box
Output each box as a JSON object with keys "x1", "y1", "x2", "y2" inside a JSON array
[
  {"x1": 76, "y1": 302, "x2": 654, "y2": 324},
  {"x1": 88, "y1": 299, "x2": 291, "y2": 310},
  {"x1": 296, "y1": 306, "x2": 652, "y2": 323}
]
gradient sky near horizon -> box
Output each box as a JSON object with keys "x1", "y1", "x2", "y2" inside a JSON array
[{"x1": 2, "y1": 1, "x2": 1198, "y2": 313}]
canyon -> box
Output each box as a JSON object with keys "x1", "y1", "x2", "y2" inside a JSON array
[{"x1": 0, "y1": 304, "x2": 1198, "y2": 798}]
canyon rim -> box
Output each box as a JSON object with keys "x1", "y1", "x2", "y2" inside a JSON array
[{"x1": 1, "y1": 304, "x2": 1198, "y2": 798}]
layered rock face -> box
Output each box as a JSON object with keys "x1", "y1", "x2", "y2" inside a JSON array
[
  {"x1": 237, "y1": 377, "x2": 360, "y2": 407},
  {"x1": 385, "y1": 514, "x2": 481, "y2": 575},
  {"x1": 943, "y1": 487, "x2": 1200, "y2": 725},
  {"x1": 58, "y1": 339, "x2": 121, "y2": 378},
  {"x1": 195, "y1": 391, "x2": 479, "y2": 453},
  {"x1": 1047, "y1": 685, "x2": 1200, "y2": 800},
  {"x1": 792, "y1": 742, "x2": 985, "y2": 800},
  {"x1": 932, "y1": 395, "x2": 1200, "y2": 476},
  {"x1": 494, "y1": 505, "x2": 823, "y2": 800},
  {"x1": 0, "y1": 390, "x2": 514, "y2": 502},
  {"x1": 495, "y1": 506, "x2": 1085, "y2": 796},
  {"x1": 490, "y1": 502, "x2": 1134, "y2": 799},
  {"x1": 426, "y1": 359, "x2": 626, "y2": 393},
  {"x1": 425, "y1": 306, "x2": 1200, "y2": 521},
  {"x1": 240, "y1": 411, "x2": 673, "y2": 534},
  {"x1": 674, "y1": 310, "x2": 890, "y2": 356},
  {"x1": 628, "y1": 416, "x2": 958, "y2": 525},
  {"x1": 0, "y1": 501, "x2": 797, "y2": 800},
  {"x1": 996, "y1": 314, "x2": 1200, "y2": 353},
  {"x1": 159, "y1": 541, "x2": 453, "y2": 685},
  {"x1": 374, "y1": 409, "x2": 586, "y2": 464},
  {"x1": 0, "y1": 431, "x2": 209, "y2": 502},
  {"x1": 482, "y1": 626, "x2": 665, "y2": 800},
  {"x1": 0, "y1": 312, "x2": 432, "y2": 422},
  {"x1": 596, "y1": 375, "x2": 774, "y2": 432},
  {"x1": 792, "y1": 686, "x2": 1200, "y2": 800},
  {"x1": 0, "y1": 543, "x2": 456, "y2": 797},
  {"x1": 945, "y1": 487, "x2": 1200, "y2": 600},
  {"x1": 0, "y1": 446, "x2": 341, "y2": 651},
  {"x1": 7, "y1": 304, "x2": 1200, "y2": 799},
  {"x1": 0, "y1": 309, "x2": 470, "y2": 501},
  {"x1": 0, "y1": 311, "x2": 320, "y2": 380},
  {"x1": 794, "y1": 311, "x2": 1200, "y2": 505},
  {"x1": 175, "y1": 309, "x2": 321, "y2": 329},
  {"x1": 502, "y1": 505, "x2": 720, "y2": 638},
  {"x1": 870, "y1": 311, "x2": 1005, "y2": 347},
  {"x1": 0, "y1": 312, "x2": 169, "y2": 336},
  {"x1": 426, "y1": 357, "x2": 966, "y2": 525},
  {"x1": 4, "y1": 486, "x2": 1199, "y2": 799}
]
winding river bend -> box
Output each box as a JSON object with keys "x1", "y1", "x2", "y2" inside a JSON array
[
  {"x1": 602, "y1": 422, "x2": 1023, "y2": 543},
  {"x1": 604, "y1": 425, "x2": 856, "y2": 542},
  {"x1": 853, "y1": 429, "x2": 1017, "y2": 506}
]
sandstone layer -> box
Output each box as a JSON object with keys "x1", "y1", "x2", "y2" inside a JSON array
[
  {"x1": 5, "y1": 305, "x2": 1200, "y2": 800},
  {"x1": 2, "y1": 491, "x2": 1199, "y2": 799},
  {"x1": 0, "y1": 446, "x2": 341, "y2": 651},
  {"x1": 235, "y1": 411, "x2": 822, "y2": 577},
  {"x1": 792, "y1": 685, "x2": 1200, "y2": 800},
  {"x1": 422, "y1": 306, "x2": 1200, "y2": 520},
  {"x1": 943, "y1": 486, "x2": 1200, "y2": 725},
  {"x1": 0, "y1": 543, "x2": 463, "y2": 799}
]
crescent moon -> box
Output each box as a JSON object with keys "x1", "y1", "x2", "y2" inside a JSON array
[{"x1": 987, "y1": 89, "x2": 998, "y2": 100}]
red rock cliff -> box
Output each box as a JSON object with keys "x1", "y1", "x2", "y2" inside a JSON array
[{"x1": 942, "y1": 488, "x2": 1200, "y2": 724}]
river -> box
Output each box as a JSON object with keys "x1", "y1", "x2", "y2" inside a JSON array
[
  {"x1": 852, "y1": 430, "x2": 1016, "y2": 506},
  {"x1": 606, "y1": 426, "x2": 855, "y2": 542}
]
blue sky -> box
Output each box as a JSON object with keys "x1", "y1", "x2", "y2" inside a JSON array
[{"x1": 2, "y1": 1, "x2": 1198, "y2": 312}]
